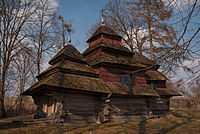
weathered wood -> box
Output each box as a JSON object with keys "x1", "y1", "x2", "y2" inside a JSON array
[{"x1": 34, "y1": 92, "x2": 171, "y2": 123}]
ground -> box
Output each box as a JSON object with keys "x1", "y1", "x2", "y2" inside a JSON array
[{"x1": 0, "y1": 110, "x2": 200, "y2": 134}]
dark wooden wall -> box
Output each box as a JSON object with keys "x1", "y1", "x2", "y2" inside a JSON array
[
  {"x1": 36, "y1": 92, "x2": 171, "y2": 123},
  {"x1": 108, "y1": 97, "x2": 148, "y2": 122},
  {"x1": 148, "y1": 96, "x2": 170, "y2": 117},
  {"x1": 53, "y1": 92, "x2": 98, "y2": 124}
]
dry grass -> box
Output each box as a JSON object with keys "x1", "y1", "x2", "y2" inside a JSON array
[{"x1": 0, "y1": 110, "x2": 200, "y2": 134}]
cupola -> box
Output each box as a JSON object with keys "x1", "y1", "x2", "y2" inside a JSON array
[{"x1": 87, "y1": 24, "x2": 122, "y2": 47}]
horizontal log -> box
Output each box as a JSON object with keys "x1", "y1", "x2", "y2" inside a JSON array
[
  {"x1": 110, "y1": 108, "x2": 147, "y2": 114},
  {"x1": 134, "y1": 81, "x2": 147, "y2": 84},
  {"x1": 101, "y1": 73, "x2": 119, "y2": 77},
  {"x1": 54, "y1": 93, "x2": 96, "y2": 99},
  {"x1": 101, "y1": 77, "x2": 119, "y2": 80},
  {"x1": 66, "y1": 112, "x2": 97, "y2": 116},
  {"x1": 65, "y1": 107, "x2": 97, "y2": 112},
  {"x1": 110, "y1": 105, "x2": 147, "y2": 110},
  {"x1": 110, "y1": 100, "x2": 145, "y2": 103},
  {"x1": 64, "y1": 101, "x2": 97, "y2": 105}
]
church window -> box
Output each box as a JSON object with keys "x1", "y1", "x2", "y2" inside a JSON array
[{"x1": 120, "y1": 74, "x2": 131, "y2": 84}]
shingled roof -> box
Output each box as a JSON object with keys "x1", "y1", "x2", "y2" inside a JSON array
[
  {"x1": 106, "y1": 83, "x2": 159, "y2": 96},
  {"x1": 23, "y1": 73, "x2": 109, "y2": 95},
  {"x1": 82, "y1": 42, "x2": 132, "y2": 57},
  {"x1": 86, "y1": 53, "x2": 147, "y2": 68},
  {"x1": 37, "y1": 60, "x2": 99, "y2": 80},
  {"x1": 145, "y1": 70, "x2": 168, "y2": 80},
  {"x1": 82, "y1": 45, "x2": 159, "y2": 68},
  {"x1": 87, "y1": 25, "x2": 122, "y2": 43},
  {"x1": 23, "y1": 72, "x2": 161, "y2": 96},
  {"x1": 49, "y1": 44, "x2": 87, "y2": 65}
]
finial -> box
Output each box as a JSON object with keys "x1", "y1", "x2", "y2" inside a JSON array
[
  {"x1": 101, "y1": 7, "x2": 105, "y2": 25},
  {"x1": 68, "y1": 34, "x2": 71, "y2": 44},
  {"x1": 67, "y1": 25, "x2": 72, "y2": 44}
]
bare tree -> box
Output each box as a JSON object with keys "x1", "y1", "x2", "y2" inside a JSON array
[
  {"x1": 104, "y1": 0, "x2": 200, "y2": 93},
  {"x1": 171, "y1": 0, "x2": 200, "y2": 82},
  {"x1": 0, "y1": 0, "x2": 40, "y2": 117},
  {"x1": 5, "y1": 49, "x2": 35, "y2": 114},
  {"x1": 105, "y1": 0, "x2": 176, "y2": 59},
  {"x1": 103, "y1": 0, "x2": 178, "y2": 77},
  {"x1": 27, "y1": 0, "x2": 61, "y2": 75},
  {"x1": 12, "y1": 51, "x2": 35, "y2": 94},
  {"x1": 191, "y1": 83, "x2": 200, "y2": 98}
]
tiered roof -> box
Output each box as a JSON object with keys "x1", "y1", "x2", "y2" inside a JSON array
[
  {"x1": 23, "y1": 24, "x2": 179, "y2": 97},
  {"x1": 23, "y1": 44, "x2": 103, "y2": 95}
]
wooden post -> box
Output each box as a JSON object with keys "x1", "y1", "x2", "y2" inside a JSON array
[{"x1": 98, "y1": 95, "x2": 111, "y2": 123}]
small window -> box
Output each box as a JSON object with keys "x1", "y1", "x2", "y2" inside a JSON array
[
  {"x1": 120, "y1": 74, "x2": 131, "y2": 84},
  {"x1": 149, "y1": 83, "x2": 155, "y2": 89}
]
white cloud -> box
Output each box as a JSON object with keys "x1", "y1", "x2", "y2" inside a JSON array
[
  {"x1": 171, "y1": 58, "x2": 200, "y2": 83},
  {"x1": 46, "y1": 0, "x2": 59, "y2": 11},
  {"x1": 123, "y1": 28, "x2": 162, "y2": 51},
  {"x1": 164, "y1": 0, "x2": 198, "y2": 11}
]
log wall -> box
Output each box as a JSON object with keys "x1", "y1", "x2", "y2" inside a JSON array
[
  {"x1": 148, "y1": 96, "x2": 170, "y2": 117},
  {"x1": 108, "y1": 97, "x2": 148, "y2": 122},
  {"x1": 53, "y1": 92, "x2": 98, "y2": 124},
  {"x1": 35, "y1": 92, "x2": 171, "y2": 123},
  {"x1": 97, "y1": 66, "x2": 149, "y2": 87}
]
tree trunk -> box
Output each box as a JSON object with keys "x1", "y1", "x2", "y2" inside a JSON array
[
  {"x1": 146, "y1": 0, "x2": 155, "y2": 60},
  {"x1": 37, "y1": 53, "x2": 41, "y2": 75},
  {"x1": 0, "y1": 73, "x2": 6, "y2": 117}
]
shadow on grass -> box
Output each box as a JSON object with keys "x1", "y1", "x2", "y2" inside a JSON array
[
  {"x1": 0, "y1": 122, "x2": 26, "y2": 130},
  {"x1": 72, "y1": 122, "x2": 127, "y2": 134},
  {"x1": 87, "y1": 123, "x2": 125, "y2": 133},
  {"x1": 156, "y1": 111, "x2": 195, "y2": 134},
  {"x1": 156, "y1": 121, "x2": 188, "y2": 134},
  {"x1": 58, "y1": 124, "x2": 89, "y2": 133},
  {"x1": 138, "y1": 119, "x2": 147, "y2": 134}
]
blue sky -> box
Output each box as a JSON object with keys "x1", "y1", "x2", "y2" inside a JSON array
[{"x1": 57, "y1": 0, "x2": 109, "y2": 52}]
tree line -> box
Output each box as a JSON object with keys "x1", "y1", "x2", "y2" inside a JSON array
[{"x1": 0, "y1": 0, "x2": 64, "y2": 117}]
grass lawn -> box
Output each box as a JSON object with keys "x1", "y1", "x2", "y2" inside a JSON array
[{"x1": 0, "y1": 110, "x2": 200, "y2": 134}]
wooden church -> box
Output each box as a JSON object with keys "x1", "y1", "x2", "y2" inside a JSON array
[{"x1": 23, "y1": 22, "x2": 179, "y2": 124}]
